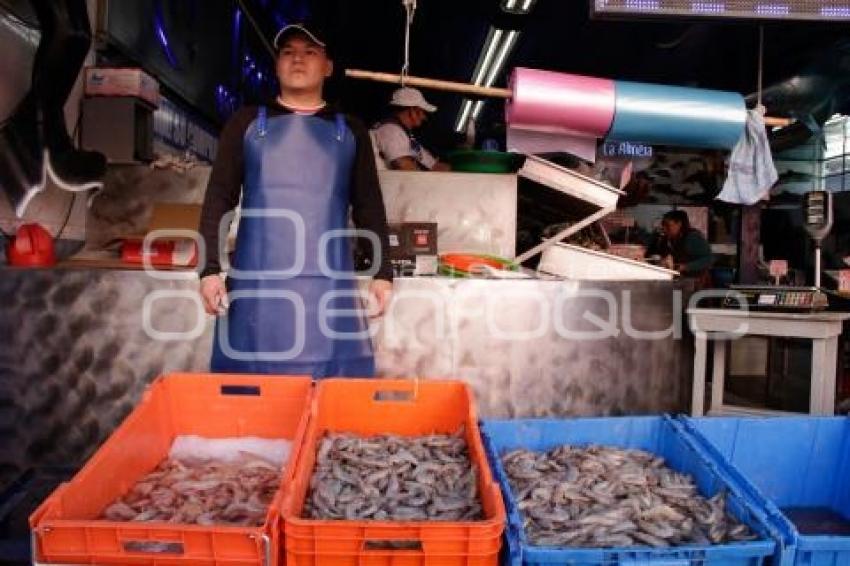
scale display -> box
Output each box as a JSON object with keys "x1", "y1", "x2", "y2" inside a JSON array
[
  {"x1": 592, "y1": 1, "x2": 850, "y2": 22},
  {"x1": 723, "y1": 286, "x2": 829, "y2": 311}
]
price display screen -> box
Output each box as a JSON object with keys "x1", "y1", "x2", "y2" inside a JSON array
[
  {"x1": 592, "y1": 1, "x2": 850, "y2": 22},
  {"x1": 757, "y1": 294, "x2": 778, "y2": 305}
]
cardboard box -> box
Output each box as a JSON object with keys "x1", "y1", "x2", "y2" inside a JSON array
[
  {"x1": 85, "y1": 67, "x2": 160, "y2": 107},
  {"x1": 81, "y1": 97, "x2": 154, "y2": 163},
  {"x1": 144, "y1": 203, "x2": 202, "y2": 234}
]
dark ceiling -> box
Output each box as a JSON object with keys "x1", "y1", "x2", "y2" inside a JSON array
[
  {"x1": 5, "y1": 0, "x2": 847, "y2": 146},
  {"x1": 306, "y1": 0, "x2": 850, "y2": 148}
]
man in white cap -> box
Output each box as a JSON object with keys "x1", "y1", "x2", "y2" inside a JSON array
[{"x1": 371, "y1": 87, "x2": 451, "y2": 171}]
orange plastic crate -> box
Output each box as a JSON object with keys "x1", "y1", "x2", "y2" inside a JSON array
[
  {"x1": 281, "y1": 379, "x2": 506, "y2": 566},
  {"x1": 30, "y1": 373, "x2": 313, "y2": 566}
]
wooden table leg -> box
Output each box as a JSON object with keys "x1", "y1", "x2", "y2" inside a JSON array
[
  {"x1": 710, "y1": 338, "x2": 727, "y2": 414},
  {"x1": 692, "y1": 332, "x2": 708, "y2": 416},
  {"x1": 811, "y1": 337, "x2": 838, "y2": 415}
]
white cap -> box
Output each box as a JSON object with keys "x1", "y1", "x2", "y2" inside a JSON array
[
  {"x1": 390, "y1": 87, "x2": 437, "y2": 113},
  {"x1": 273, "y1": 23, "x2": 326, "y2": 50}
]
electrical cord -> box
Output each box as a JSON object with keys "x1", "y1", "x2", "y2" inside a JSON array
[
  {"x1": 54, "y1": 102, "x2": 91, "y2": 239},
  {"x1": 0, "y1": 187, "x2": 79, "y2": 242},
  {"x1": 401, "y1": 0, "x2": 417, "y2": 85},
  {"x1": 757, "y1": 25, "x2": 764, "y2": 107},
  {"x1": 54, "y1": 192, "x2": 77, "y2": 240},
  {"x1": 0, "y1": 1, "x2": 78, "y2": 244}
]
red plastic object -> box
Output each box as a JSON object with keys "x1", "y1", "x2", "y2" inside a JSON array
[
  {"x1": 282, "y1": 379, "x2": 505, "y2": 566},
  {"x1": 439, "y1": 253, "x2": 514, "y2": 274},
  {"x1": 30, "y1": 373, "x2": 313, "y2": 565},
  {"x1": 122, "y1": 239, "x2": 198, "y2": 267},
  {"x1": 7, "y1": 223, "x2": 56, "y2": 267}
]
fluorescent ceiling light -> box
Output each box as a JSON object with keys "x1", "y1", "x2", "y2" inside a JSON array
[
  {"x1": 484, "y1": 30, "x2": 520, "y2": 86},
  {"x1": 471, "y1": 28, "x2": 504, "y2": 85},
  {"x1": 455, "y1": 99, "x2": 474, "y2": 132},
  {"x1": 455, "y1": 4, "x2": 531, "y2": 132},
  {"x1": 460, "y1": 30, "x2": 519, "y2": 130},
  {"x1": 471, "y1": 100, "x2": 485, "y2": 120},
  {"x1": 502, "y1": 0, "x2": 536, "y2": 13}
]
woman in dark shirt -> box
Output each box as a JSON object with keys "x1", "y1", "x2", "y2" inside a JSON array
[{"x1": 646, "y1": 210, "x2": 713, "y2": 281}]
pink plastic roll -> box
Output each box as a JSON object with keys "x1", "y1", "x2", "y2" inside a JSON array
[{"x1": 506, "y1": 68, "x2": 615, "y2": 137}]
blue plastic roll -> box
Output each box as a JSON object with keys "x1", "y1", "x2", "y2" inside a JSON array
[{"x1": 608, "y1": 80, "x2": 746, "y2": 149}]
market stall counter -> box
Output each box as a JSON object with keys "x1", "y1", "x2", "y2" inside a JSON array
[
  {"x1": 2, "y1": 157, "x2": 694, "y2": 497},
  {"x1": 0, "y1": 264, "x2": 694, "y2": 492}
]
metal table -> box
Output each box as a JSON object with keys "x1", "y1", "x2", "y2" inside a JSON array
[{"x1": 688, "y1": 308, "x2": 850, "y2": 416}]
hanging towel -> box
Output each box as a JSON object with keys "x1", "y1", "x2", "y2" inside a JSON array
[{"x1": 717, "y1": 107, "x2": 778, "y2": 205}]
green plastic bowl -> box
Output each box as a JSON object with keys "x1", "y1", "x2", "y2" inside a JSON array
[{"x1": 447, "y1": 150, "x2": 525, "y2": 174}]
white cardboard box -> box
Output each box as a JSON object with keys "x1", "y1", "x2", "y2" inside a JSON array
[{"x1": 85, "y1": 67, "x2": 159, "y2": 107}]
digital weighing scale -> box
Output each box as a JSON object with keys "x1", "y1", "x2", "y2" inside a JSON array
[
  {"x1": 723, "y1": 191, "x2": 834, "y2": 312},
  {"x1": 723, "y1": 285, "x2": 829, "y2": 311}
]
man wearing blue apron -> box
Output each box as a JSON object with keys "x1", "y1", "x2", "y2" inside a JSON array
[{"x1": 198, "y1": 22, "x2": 393, "y2": 378}]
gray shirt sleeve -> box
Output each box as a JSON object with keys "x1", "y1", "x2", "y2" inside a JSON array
[{"x1": 372, "y1": 122, "x2": 437, "y2": 170}]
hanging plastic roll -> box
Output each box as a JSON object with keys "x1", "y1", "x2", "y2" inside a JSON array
[
  {"x1": 506, "y1": 68, "x2": 616, "y2": 137},
  {"x1": 505, "y1": 67, "x2": 747, "y2": 150},
  {"x1": 607, "y1": 81, "x2": 747, "y2": 149},
  {"x1": 347, "y1": 66, "x2": 768, "y2": 150}
]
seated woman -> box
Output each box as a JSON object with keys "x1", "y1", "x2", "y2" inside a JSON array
[{"x1": 646, "y1": 209, "x2": 713, "y2": 285}]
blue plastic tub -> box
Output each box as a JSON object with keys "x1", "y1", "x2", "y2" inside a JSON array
[
  {"x1": 480, "y1": 416, "x2": 776, "y2": 566},
  {"x1": 681, "y1": 416, "x2": 850, "y2": 566}
]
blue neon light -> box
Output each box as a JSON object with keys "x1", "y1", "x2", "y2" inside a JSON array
[{"x1": 153, "y1": 0, "x2": 180, "y2": 69}]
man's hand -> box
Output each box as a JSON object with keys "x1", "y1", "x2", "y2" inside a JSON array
[
  {"x1": 390, "y1": 156, "x2": 420, "y2": 171},
  {"x1": 432, "y1": 161, "x2": 451, "y2": 172},
  {"x1": 661, "y1": 256, "x2": 676, "y2": 270},
  {"x1": 368, "y1": 279, "x2": 393, "y2": 318},
  {"x1": 200, "y1": 274, "x2": 227, "y2": 315}
]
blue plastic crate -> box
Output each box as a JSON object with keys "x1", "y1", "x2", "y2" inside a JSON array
[
  {"x1": 480, "y1": 416, "x2": 777, "y2": 566},
  {"x1": 681, "y1": 416, "x2": 850, "y2": 566}
]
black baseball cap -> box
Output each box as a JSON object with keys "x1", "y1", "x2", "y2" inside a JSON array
[{"x1": 273, "y1": 22, "x2": 331, "y2": 55}]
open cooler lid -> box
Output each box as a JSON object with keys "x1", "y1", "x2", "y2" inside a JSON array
[
  {"x1": 518, "y1": 154, "x2": 623, "y2": 210},
  {"x1": 516, "y1": 154, "x2": 624, "y2": 263},
  {"x1": 538, "y1": 242, "x2": 679, "y2": 280}
]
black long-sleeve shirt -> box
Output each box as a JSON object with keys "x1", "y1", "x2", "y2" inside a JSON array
[
  {"x1": 199, "y1": 101, "x2": 392, "y2": 281},
  {"x1": 645, "y1": 228, "x2": 713, "y2": 275}
]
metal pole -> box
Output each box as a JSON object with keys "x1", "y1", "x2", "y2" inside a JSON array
[{"x1": 816, "y1": 245, "x2": 822, "y2": 288}]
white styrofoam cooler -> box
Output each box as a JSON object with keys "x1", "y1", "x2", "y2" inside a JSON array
[
  {"x1": 538, "y1": 242, "x2": 678, "y2": 280},
  {"x1": 378, "y1": 171, "x2": 517, "y2": 258}
]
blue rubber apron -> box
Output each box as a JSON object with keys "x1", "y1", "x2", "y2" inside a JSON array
[{"x1": 210, "y1": 108, "x2": 375, "y2": 378}]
